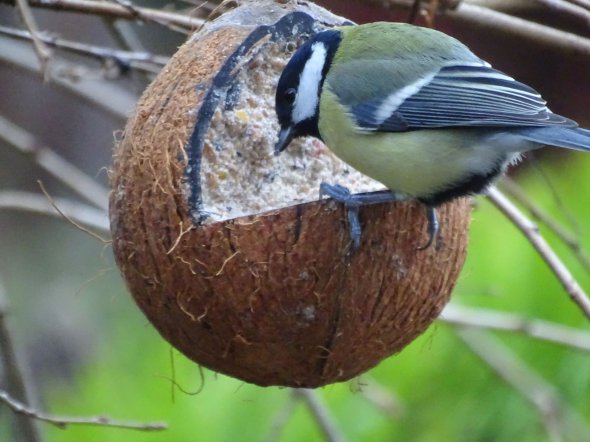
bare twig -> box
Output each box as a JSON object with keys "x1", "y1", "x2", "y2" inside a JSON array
[
  {"x1": 360, "y1": 0, "x2": 590, "y2": 56},
  {"x1": 441, "y1": 304, "x2": 590, "y2": 352},
  {"x1": 15, "y1": 0, "x2": 52, "y2": 78},
  {"x1": 470, "y1": 0, "x2": 590, "y2": 22},
  {"x1": 38, "y1": 181, "x2": 110, "y2": 243},
  {"x1": 1, "y1": 39, "x2": 135, "y2": 120},
  {"x1": 100, "y1": 9, "x2": 154, "y2": 85},
  {"x1": 533, "y1": 0, "x2": 590, "y2": 25},
  {"x1": 293, "y1": 389, "x2": 347, "y2": 442},
  {"x1": 487, "y1": 187, "x2": 590, "y2": 321},
  {"x1": 263, "y1": 393, "x2": 298, "y2": 442},
  {"x1": 0, "y1": 25, "x2": 169, "y2": 74},
  {"x1": 109, "y1": 0, "x2": 193, "y2": 34},
  {"x1": 458, "y1": 329, "x2": 590, "y2": 442},
  {"x1": 499, "y1": 178, "x2": 590, "y2": 273},
  {"x1": 0, "y1": 282, "x2": 42, "y2": 442},
  {"x1": 0, "y1": 389, "x2": 167, "y2": 431},
  {"x1": 0, "y1": 115, "x2": 110, "y2": 210},
  {"x1": 451, "y1": 3, "x2": 590, "y2": 57},
  {"x1": 0, "y1": 0, "x2": 205, "y2": 33},
  {"x1": 0, "y1": 191, "x2": 110, "y2": 233},
  {"x1": 354, "y1": 378, "x2": 405, "y2": 418},
  {"x1": 567, "y1": 0, "x2": 590, "y2": 12}
]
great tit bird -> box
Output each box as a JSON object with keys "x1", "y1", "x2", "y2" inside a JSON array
[{"x1": 274, "y1": 22, "x2": 590, "y2": 250}]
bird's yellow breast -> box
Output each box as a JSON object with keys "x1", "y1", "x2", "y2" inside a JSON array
[{"x1": 318, "y1": 88, "x2": 507, "y2": 199}]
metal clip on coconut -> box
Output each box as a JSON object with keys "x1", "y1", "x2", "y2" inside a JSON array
[{"x1": 109, "y1": 0, "x2": 471, "y2": 388}]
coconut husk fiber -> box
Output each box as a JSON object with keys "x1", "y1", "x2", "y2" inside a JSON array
[{"x1": 109, "y1": 0, "x2": 471, "y2": 388}]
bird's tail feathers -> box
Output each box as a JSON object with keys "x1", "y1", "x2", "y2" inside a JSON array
[{"x1": 515, "y1": 126, "x2": 590, "y2": 152}]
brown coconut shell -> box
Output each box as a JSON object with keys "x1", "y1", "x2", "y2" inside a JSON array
[{"x1": 109, "y1": 0, "x2": 471, "y2": 388}]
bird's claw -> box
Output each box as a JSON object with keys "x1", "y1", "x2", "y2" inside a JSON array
[
  {"x1": 319, "y1": 182, "x2": 403, "y2": 252},
  {"x1": 320, "y1": 182, "x2": 363, "y2": 251},
  {"x1": 417, "y1": 206, "x2": 439, "y2": 250}
]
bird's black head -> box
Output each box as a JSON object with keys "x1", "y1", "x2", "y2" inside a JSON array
[{"x1": 274, "y1": 29, "x2": 342, "y2": 154}]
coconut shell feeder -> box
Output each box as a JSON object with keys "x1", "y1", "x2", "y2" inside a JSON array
[{"x1": 109, "y1": 0, "x2": 471, "y2": 388}]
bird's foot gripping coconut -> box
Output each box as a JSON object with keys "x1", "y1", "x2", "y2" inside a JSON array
[{"x1": 109, "y1": 0, "x2": 470, "y2": 388}]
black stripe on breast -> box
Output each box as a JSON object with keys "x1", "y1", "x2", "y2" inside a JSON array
[{"x1": 418, "y1": 161, "x2": 506, "y2": 206}]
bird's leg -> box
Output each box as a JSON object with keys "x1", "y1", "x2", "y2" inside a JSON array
[
  {"x1": 319, "y1": 182, "x2": 404, "y2": 250},
  {"x1": 417, "y1": 205, "x2": 439, "y2": 250}
]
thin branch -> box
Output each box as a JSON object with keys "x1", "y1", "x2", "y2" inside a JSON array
[
  {"x1": 354, "y1": 378, "x2": 405, "y2": 418},
  {"x1": 440, "y1": 304, "x2": 590, "y2": 352},
  {"x1": 0, "y1": 115, "x2": 110, "y2": 211},
  {"x1": 487, "y1": 187, "x2": 590, "y2": 321},
  {"x1": 0, "y1": 25, "x2": 169, "y2": 74},
  {"x1": 109, "y1": 0, "x2": 193, "y2": 34},
  {"x1": 0, "y1": 190, "x2": 110, "y2": 234},
  {"x1": 470, "y1": 0, "x2": 590, "y2": 23},
  {"x1": 293, "y1": 389, "x2": 347, "y2": 442},
  {"x1": 0, "y1": 389, "x2": 167, "y2": 431},
  {"x1": 0, "y1": 282, "x2": 43, "y2": 442},
  {"x1": 533, "y1": 0, "x2": 590, "y2": 25},
  {"x1": 499, "y1": 177, "x2": 590, "y2": 274},
  {"x1": 0, "y1": 0, "x2": 205, "y2": 33},
  {"x1": 451, "y1": 2, "x2": 590, "y2": 56},
  {"x1": 1, "y1": 38, "x2": 135, "y2": 120},
  {"x1": 361, "y1": 0, "x2": 590, "y2": 56},
  {"x1": 100, "y1": 9, "x2": 154, "y2": 86},
  {"x1": 567, "y1": 0, "x2": 590, "y2": 12},
  {"x1": 15, "y1": 0, "x2": 52, "y2": 78},
  {"x1": 457, "y1": 329, "x2": 590, "y2": 442},
  {"x1": 263, "y1": 393, "x2": 298, "y2": 442},
  {"x1": 38, "y1": 181, "x2": 110, "y2": 243}
]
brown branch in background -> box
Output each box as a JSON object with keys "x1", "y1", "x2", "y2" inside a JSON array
[
  {"x1": 0, "y1": 25, "x2": 169, "y2": 74},
  {"x1": 0, "y1": 282, "x2": 42, "y2": 442},
  {"x1": 0, "y1": 389, "x2": 167, "y2": 431},
  {"x1": 0, "y1": 191, "x2": 110, "y2": 233},
  {"x1": 487, "y1": 187, "x2": 590, "y2": 321},
  {"x1": 458, "y1": 329, "x2": 590, "y2": 442},
  {"x1": 0, "y1": 115, "x2": 110, "y2": 210},
  {"x1": 110, "y1": 0, "x2": 194, "y2": 34},
  {"x1": 407, "y1": 0, "x2": 422, "y2": 22},
  {"x1": 99, "y1": 5, "x2": 157, "y2": 85},
  {"x1": 293, "y1": 389, "x2": 347, "y2": 442},
  {"x1": 470, "y1": 0, "x2": 590, "y2": 22},
  {"x1": 360, "y1": 0, "x2": 590, "y2": 56},
  {"x1": 533, "y1": 0, "x2": 590, "y2": 24},
  {"x1": 450, "y1": 3, "x2": 590, "y2": 56},
  {"x1": 0, "y1": 0, "x2": 205, "y2": 33},
  {"x1": 499, "y1": 177, "x2": 590, "y2": 274},
  {"x1": 567, "y1": 0, "x2": 590, "y2": 12},
  {"x1": 15, "y1": 0, "x2": 52, "y2": 78},
  {"x1": 441, "y1": 304, "x2": 590, "y2": 352}
]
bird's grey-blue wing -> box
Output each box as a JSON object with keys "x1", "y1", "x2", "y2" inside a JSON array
[{"x1": 331, "y1": 63, "x2": 576, "y2": 132}]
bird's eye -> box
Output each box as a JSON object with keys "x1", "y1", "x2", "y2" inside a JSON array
[{"x1": 284, "y1": 88, "x2": 296, "y2": 104}]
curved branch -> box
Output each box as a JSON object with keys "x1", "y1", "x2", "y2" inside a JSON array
[
  {"x1": 0, "y1": 0, "x2": 205, "y2": 32},
  {"x1": 360, "y1": 0, "x2": 590, "y2": 56},
  {"x1": 0, "y1": 389, "x2": 167, "y2": 431},
  {"x1": 0, "y1": 191, "x2": 110, "y2": 234},
  {"x1": 487, "y1": 187, "x2": 590, "y2": 321},
  {"x1": 441, "y1": 304, "x2": 590, "y2": 351},
  {"x1": 0, "y1": 115, "x2": 110, "y2": 211}
]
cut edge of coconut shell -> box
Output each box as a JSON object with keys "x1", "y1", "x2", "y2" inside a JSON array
[{"x1": 109, "y1": 1, "x2": 472, "y2": 388}]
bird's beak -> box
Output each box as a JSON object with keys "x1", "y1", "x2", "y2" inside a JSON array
[{"x1": 274, "y1": 127, "x2": 294, "y2": 155}]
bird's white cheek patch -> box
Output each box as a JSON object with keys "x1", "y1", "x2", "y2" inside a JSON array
[{"x1": 292, "y1": 42, "x2": 327, "y2": 123}]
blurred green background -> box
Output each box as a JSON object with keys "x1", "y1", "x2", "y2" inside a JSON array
[{"x1": 1, "y1": 1, "x2": 589, "y2": 441}]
